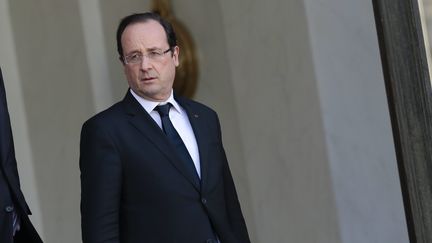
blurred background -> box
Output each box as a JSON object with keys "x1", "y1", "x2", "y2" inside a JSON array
[{"x1": 0, "y1": 0, "x2": 410, "y2": 242}]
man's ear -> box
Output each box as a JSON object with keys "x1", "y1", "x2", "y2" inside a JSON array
[{"x1": 173, "y1": 46, "x2": 180, "y2": 67}]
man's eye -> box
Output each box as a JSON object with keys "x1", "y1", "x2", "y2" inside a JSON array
[
  {"x1": 130, "y1": 53, "x2": 141, "y2": 59},
  {"x1": 148, "y1": 51, "x2": 162, "y2": 58}
]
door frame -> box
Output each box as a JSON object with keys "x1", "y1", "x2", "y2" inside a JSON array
[{"x1": 373, "y1": 0, "x2": 432, "y2": 242}]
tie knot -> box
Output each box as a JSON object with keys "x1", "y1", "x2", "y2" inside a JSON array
[{"x1": 155, "y1": 103, "x2": 172, "y2": 117}]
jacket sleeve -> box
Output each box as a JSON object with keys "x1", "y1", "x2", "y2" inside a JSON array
[
  {"x1": 80, "y1": 120, "x2": 121, "y2": 243},
  {"x1": 216, "y1": 115, "x2": 251, "y2": 243}
]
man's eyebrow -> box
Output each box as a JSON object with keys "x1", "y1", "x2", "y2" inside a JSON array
[
  {"x1": 124, "y1": 49, "x2": 141, "y2": 56},
  {"x1": 124, "y1": 47, "x2": 164, "y2": 56},
  {"x1": 146, "y1": 47, "x2": 164, "y2": 51}
]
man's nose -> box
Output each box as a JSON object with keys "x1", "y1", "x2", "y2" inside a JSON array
[{"x1": 140, "y1": 57, "x2": 152, "y2": 70}]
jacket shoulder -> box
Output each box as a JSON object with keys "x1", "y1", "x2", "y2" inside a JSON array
[
  {"x1": 177, "y1": 97, "x2": 218, "y2": 117},
  {"x1": 82, "y1": 101, "x2": 124, "y2": 129}
]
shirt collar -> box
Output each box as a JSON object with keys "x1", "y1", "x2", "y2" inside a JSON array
[{"x1": 129, "y1": 89, "x2": 182, "y2": 114}]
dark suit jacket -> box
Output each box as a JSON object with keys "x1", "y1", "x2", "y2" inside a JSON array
[
  {"x1": 80, "y1": 91, "x2": 250, "y2": 243},
  {"x1": 0, "y1": 68, "x2": 43, "y2": 243}
]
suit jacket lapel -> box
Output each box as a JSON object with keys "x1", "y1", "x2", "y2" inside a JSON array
[
  {"x1": 122, "y1": 91, "x2": 201, "y2": 192},
  {"x1": 176, "y1": 97, "x2": 210, "y2": 192}
]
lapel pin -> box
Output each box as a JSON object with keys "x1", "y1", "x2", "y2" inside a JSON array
[{"x1": 194, "y1": 114, "x2": 199, "y2": 118}]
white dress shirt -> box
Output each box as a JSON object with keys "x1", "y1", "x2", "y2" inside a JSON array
[{"x1": 130, "y1": 89, "x2": 201, "y2": 178}]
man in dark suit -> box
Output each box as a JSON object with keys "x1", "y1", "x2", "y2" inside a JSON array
[
  {"x1": 80, "y1": 12, "x2": 250, "y2": 243},
  {"x1": 0, "y1": 68, "x2": 43, "y2": 243}
]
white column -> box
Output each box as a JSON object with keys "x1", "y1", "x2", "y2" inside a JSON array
[
  {"x1": 78, "y1": 0, "x2": 113, "y2": 111},
  {"x1": 303, "y1": 0, "x2": 409, "y2": 242}
]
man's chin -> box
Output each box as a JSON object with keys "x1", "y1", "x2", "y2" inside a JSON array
[{"x1": 135, "y1": 89, "x2": 170, "y2": 101}]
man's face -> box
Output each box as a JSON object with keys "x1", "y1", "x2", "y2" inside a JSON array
[{"x1": 121, "y1": 20, "x2": 179, "y2": 101}]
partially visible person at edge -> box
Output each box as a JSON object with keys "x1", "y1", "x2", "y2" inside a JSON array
[
  {"x1": 0, "y1": 68, "x2": 43, "y2": 243},
  {"x1": 80, "y1": 12, "x2": 251, "y2": 243}
]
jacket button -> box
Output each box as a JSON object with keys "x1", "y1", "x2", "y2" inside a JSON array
[
  {"x1": 5, "y1": 206, "x2": 14, "y2": 213},
  {"x1": 201, "y1": 198, "x2": 207, "y2": 204}
]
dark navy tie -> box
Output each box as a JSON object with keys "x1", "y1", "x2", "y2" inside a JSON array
[
  {"x1": 157, "y1": 104, "x2": 220, "y2": 242},
  {"x1": 155, "y1": 103, "x2": 200, "y2": 187}
]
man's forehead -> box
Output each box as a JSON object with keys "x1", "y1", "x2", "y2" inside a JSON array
[
  {"x1": 122, "y1": 21, "x2": 165, "y2": 39},
  {"x1": 121, "y1": 21, "x2": 168, "y2": 48}
]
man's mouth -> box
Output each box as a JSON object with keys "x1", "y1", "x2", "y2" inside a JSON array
[{"x1": 141, "y1": 77, "x2": 156, "y2": 81}]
